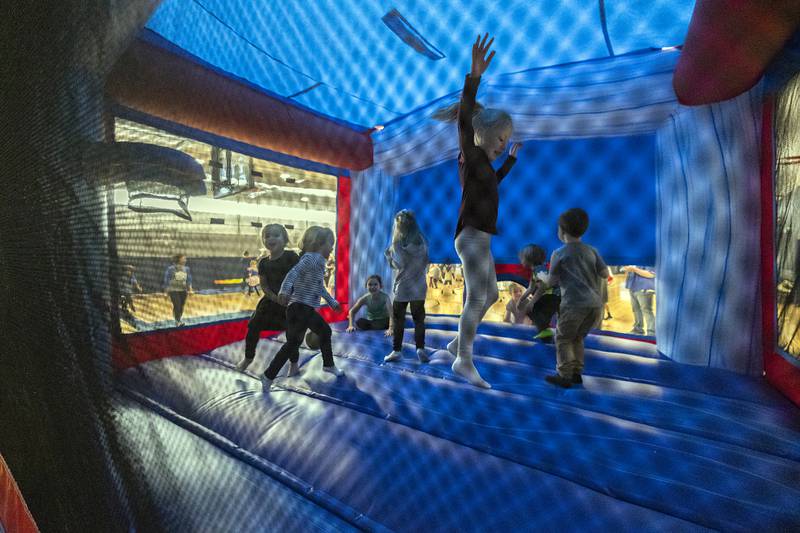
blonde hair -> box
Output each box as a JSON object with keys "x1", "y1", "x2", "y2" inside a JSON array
[
  {"x1": 300, "y1": 226, "x2": 335, "y2": 255},
  {"x1": 431, "y1": 101, "x2": 513, "y2": 148},
  {"x1": 391, "y1": 209, "x2": 425, "y2": 247}
]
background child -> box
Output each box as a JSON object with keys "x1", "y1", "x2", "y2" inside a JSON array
[
  {"x1": 503, "y1": 283, "x2": 528, "y2": 325},
  {"x1": 119, "y1": 264, "x2": 142, "y2": 327},
  {"x1": 236, "y1": 224, "x2": 299, "y2": 373},
  {"x1": 245, "y1": 259, "x2": 261, "y2": 297},
  {"x1": 428, "y1": 264, "x2": 442, "y2": 289},
  {"x1": 518, "y1": 244, "x2": 561, "y2": 341},
  {"x1": 240, "y1": 250, "x2": 253, "y2": 293},
  {"x1": 384, "y1": 210, "x2": 430, "y2": 363},
  {"x1": 432, "y1": 34, "x2": 522, "y2": 388},
  {"x1": 531, "y1": 208, "x2": 608, "y2": 388},
  {"x1": 163, "y1": 254, "x2": 192, "y2": 327},
  {"x1": 346, "y1": 275, "x2": 392, "y2": 335},
  {"x1": 262, "y1": 226, "x2": 343, "y2": 391}
]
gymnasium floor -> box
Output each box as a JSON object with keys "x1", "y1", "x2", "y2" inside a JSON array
[{"x1": 121, "y1": 274, "x2": 648, "y2": 339}]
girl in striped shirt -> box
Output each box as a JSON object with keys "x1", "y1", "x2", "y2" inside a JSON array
[{"x1": 260, "y1": 226, "x2": 343, "y2": 391}]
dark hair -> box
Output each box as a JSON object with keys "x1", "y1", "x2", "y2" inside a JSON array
[
  {"x1": 260, "y1": 224, "x2": 290, "y2": 247},
  {"x1": 366, "y1": 274, "x2": 383, "y2": 287},
  {"x1": 518, "y1": 244, "x2": 546, "y2": 266},
  {"x1": 558, "y1": 208, "x2": 589, "y2": 238},
  {"x1": 243, "y1": 250, "x2": 249, "y2": 256},
  {"x1": 172, "y1": 254, "x2": 186, "y2": 264}
]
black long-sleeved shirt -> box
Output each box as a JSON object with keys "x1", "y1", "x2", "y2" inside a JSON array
[{"x1": 455, "y1": 74, "x2": 516, "y2": 238}]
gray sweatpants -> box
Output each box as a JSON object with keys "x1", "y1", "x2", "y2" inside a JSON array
[
  {"x1": 555, "y1": 306, "x2": 602, "y2": 377},
  {"x1": 455, "y1": 226, "x2": 498, "y2": 359}
]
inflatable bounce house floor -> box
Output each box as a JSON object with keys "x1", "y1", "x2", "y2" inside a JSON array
[{"x1": 116, "y1": 318, "x2": 800, "y2": 532}]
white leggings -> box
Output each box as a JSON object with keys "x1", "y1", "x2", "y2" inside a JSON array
[{"x1": 455, "y1": 226, "x2": 498, "y2": 358}]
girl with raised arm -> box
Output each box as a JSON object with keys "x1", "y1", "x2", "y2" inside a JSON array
[{"x1": 432, "y1": 34, "x2": 522, "y2": 388}]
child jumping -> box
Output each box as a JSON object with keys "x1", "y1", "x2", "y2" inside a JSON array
[
  {"x1": 432, "y1": 34, "x2": 522, "y2": 388},
  {"x1": 531, "y1": 208, "x2": 608, "y2": 388},
  {"x1": 262, "y1": 226, "x2": 343, "y2": 391},
  {"x1": 236, "y1": 224, "x2": 299, "y2": 373},
  {"x1": 384, "y1": 209, "x2": 430, "y2": 363},
  {"x1": 346, "y1": 275, "x2": 393, "y2": 335}
]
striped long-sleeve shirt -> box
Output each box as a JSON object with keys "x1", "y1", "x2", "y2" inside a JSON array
[{"x1": 279, "y1": 252, "x2": 337, "y2": 308}]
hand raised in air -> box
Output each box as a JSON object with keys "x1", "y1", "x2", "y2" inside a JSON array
[{"x1": 471, "y1": 33, "x2": 495, "y2": 78}]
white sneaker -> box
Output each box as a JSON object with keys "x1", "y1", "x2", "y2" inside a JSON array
[
  {"x1": 322, "y1": 365, "x2": 344, "y2": 377},
  {"x1": 416, "y1": 348, "x2": 430, "y2": 363},
  {"x1": 259, "y1": 374, "x2": 273, "y2": 392},
  {"x1": 384, "y1": 350, "x2": 402, "y2": 362}
]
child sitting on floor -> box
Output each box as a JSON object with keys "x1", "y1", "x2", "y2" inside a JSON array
[{"x1": 346, "y1": 275, "x2": 393, "y2": 336}]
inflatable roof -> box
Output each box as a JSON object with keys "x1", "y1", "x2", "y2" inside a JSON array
[{"x1": 145, "y1": 0, "x2": 696, "y2": 127}]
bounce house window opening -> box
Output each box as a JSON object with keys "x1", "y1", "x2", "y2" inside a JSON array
[
  {"x1": 111, "y1": 118, "x2": 339, "y2": 333},
  {"x1": 775, "y1": 72, "x2": 800, "y2": 362},
  {"x1": 423, "y1": 263, "x2": 656, "y2": 339}
]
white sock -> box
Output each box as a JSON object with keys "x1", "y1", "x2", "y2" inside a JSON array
[
  {"x1": 451, "y1": 356, "x2": 491, "y2": 389},
  {"x1": 446, "y1": 337, "x2": 459, "y2": 356},
  {"x1": 323, "y1": 365, "x2": 344, "y2": 377},
  {"x1": 236, "y1": 358, "x2": 253, "y2": 372},
  {"x1": 259, "y1": 374, "x2": 273, "y2": 392},
  {"x1": 384, "y1": 350, "x2": 402, "y2": 362},
  {"x1": 416, "y1": 348, "x2": 430, "y2": 363},
  {"x1": 286, "y1": 361, "x2": 300, "y2": 377}
]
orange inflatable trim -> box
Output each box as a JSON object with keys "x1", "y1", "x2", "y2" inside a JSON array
[
  {"x1": 107, "y1": 35, "x2": 373, "y2": 170},
  {"x1": 674, "y1": 0, "x2": 800, "y2": 105}
]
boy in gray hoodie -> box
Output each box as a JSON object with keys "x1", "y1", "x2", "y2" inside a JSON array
[{"x1": 384, "y1": 210, "x2": 430, "y2": 363}]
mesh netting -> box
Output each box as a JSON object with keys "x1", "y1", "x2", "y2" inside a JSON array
[{"x1": 776, "y1": 72, "x2": 800, "y2": 359}]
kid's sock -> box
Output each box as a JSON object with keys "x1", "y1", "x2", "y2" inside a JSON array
[
  {"x1": 323, "y1": 365, "x2": 344, "y2": 377},
  {"x1": 446, "y1": 337, "x2": 459, "y2": 356},
  {"x1": 384, "y1": 350, "x2": 402, "y2": 362},
  {"x1": 452, "y1": 354, "x2": 490, "y2": 389}
]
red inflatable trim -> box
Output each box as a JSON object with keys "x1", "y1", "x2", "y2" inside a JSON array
[
  {"x1": 0, "y1": 454, "x2": 39, "y2": 533},
  {"x1": 106, "y1": 37, "x2": 373, "y2": 170},
  {"x1": 674, "y1": 0, "x2": 800, "y2": 105}
]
